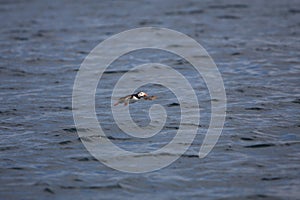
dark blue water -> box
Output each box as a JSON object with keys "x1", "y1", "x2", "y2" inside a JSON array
[{"x1": 1, "y1": 0, "x2": 299, "y2": 199}]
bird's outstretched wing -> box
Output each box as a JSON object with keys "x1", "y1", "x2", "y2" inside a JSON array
[
  {"x1": 114, "y1": 95, "x2": 133, "y2": 106},
  {"x1": 144, "y1": 96, "x2": 157, "y2": 100}
]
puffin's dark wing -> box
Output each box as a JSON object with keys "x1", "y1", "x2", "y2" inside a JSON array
[{"x1": 114, "y1": 94, "x2": 133, "y2": 106}]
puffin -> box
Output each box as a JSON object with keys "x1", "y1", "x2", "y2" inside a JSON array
[{"x1": 114, "y1": 91, "x2": 148, "y2": 106}]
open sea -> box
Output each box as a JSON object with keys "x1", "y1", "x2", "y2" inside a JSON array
[{"x1": 1, "y1": 0, "x2": 299, "y2": 199}]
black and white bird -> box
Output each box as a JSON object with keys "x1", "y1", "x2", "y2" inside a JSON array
[{"x1": 114, "y1": 91, "x2": 148, "y2": 106}]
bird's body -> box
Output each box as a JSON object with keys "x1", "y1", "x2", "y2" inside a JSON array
[{"x1": 114, "y1": 91, "x2": 148, "y2": 106}]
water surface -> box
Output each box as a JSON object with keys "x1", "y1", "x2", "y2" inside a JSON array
[{"x1": 0, "y1": 0, "x2": 299, "y2": 199}]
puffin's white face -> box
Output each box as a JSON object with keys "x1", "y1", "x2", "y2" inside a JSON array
[{"x1": 137, "y1": 91, "x2": 148, "y2": 97}]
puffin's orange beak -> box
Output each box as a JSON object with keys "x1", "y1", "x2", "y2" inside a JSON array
[{"x1": 144, "y1": 93, "x2": 148, "y2": 97}]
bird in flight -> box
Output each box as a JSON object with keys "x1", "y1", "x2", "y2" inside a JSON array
[{"x1": 114, "y1": 91, "x2": 157, "y2": 106}]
